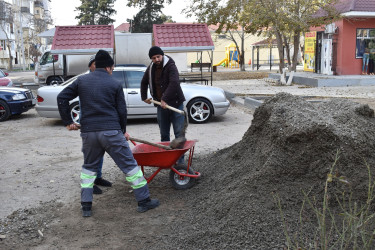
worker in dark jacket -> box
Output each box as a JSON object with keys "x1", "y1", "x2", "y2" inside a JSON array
[
  {"x1": 87, "y1": 55, "x2": 112, "y2": 195},
  {"x1": 57, "y1": 50, "x2": 159, "y2": 217},
  {"x1": 140, "y1": 46, "x2": 186, "y2": 164}
]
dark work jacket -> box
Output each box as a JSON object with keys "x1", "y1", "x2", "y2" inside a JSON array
[
  {"x1": 140, "y1": 55, "x2": 185, "y2": 108},
  {"x1": 57, "y1": 69, "x2": 127, "y2": 133}
]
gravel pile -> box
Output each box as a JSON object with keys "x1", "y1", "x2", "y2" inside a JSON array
[{"x1": 169, "y1": 92, "x2": 375, "y2": 249}]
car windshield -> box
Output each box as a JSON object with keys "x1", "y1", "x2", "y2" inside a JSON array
[
  {"x1": 0, "y1": 70, "x2": 5, "y2": 78},
  {"x1": 39, "y1": 52, "x2": 58, "y2": 65}
]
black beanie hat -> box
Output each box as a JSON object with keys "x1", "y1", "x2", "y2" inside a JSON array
[
  {"x1": 148, "y1": 46, "x2": 164, "y2": 59},
  {"x1": 95, "y1": 50, "x2": 114, "y2": 68},
  {"x1": 88, "y1": 55, "x2": 95, "y2": 67}
]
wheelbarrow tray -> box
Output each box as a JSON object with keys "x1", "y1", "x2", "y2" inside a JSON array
[{"x1": 132, "y1": 140, "x2": 196, "y2": 168}]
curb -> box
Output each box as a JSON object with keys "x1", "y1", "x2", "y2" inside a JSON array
[{"x1": 224, "y1": 90, "x2": 263, "y2": 112}]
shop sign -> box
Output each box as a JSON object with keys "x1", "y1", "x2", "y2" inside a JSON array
[{"x1": 304, "y1": 31, "x2": 317, "y2": 72}]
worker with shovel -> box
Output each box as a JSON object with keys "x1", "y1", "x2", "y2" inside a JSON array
[
  {"x1": 141, "y1": 46, "x2": 187, "y2": 164},
  {"x1": 87, "y1": 55, "x2": 112, "y2": 195},
  {"x1": 58, "y1": 50, "x2": 159, "y2": 217}
]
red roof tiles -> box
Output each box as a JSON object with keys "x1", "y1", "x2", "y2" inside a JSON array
[
  {"x1": 315, "y1": 0, "x2": 375, "y2": 17},
  {"x1": 115, "y1": 23, "x2": 130, "y2": 33},
  {"x1": 51, "y1": 25, "x2": 114, "y2": 51},
  {"x1": 153, "y1": 23, "x2": 214, "y2": 50},
  {"x1": 336, "y1": 0, "x2": 375, "y2": 12}
]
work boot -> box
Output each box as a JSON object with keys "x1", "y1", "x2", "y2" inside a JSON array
[
  {"x1": 93, "y1": 185, "x2": 102, "y2": 195},
  {"x1": 137, "y1": 198, "x2": 160, "y2": 213},
  {"x1": 94, "y1": 177, "x2": 112, "y2": 187},
  {"x1": 81, "y1": 202, "x2": 92, "y2": 217}
]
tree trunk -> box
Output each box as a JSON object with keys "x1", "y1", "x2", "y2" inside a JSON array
[
  {"x1": 275, "y1": 31, "x2": 284, "y2": 72},
  {"x1": 228, "y1": 29, "x2": 246, "y2": 71},
  {"x1": 291, "y1": 32, "x2": 300, "y2": 71},
  {"x1": 7, "y1": 44, "x2": 12, "y2": 70},
  {"x1": 240, "y1": 31, "x2": 245, "y2": 71},
  {"x1": 283, "y1": 35, "x2": 291, "y2": 70}
]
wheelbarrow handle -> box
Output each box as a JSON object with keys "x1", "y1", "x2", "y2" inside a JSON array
[
  {"x1": 129, "y1": 136, "x2": 172, "y2": 150},
  {"x1": 150, "y1": 99, "x2": 185, "y2": 115}
]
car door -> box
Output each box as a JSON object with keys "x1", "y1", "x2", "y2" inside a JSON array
[{"x1": 124, "y1": 70, "x2": 156, "y2": 116}]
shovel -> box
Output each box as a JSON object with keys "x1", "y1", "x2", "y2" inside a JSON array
[
  {"x1": 149, "y1": 99, "x2": 188, "y2": 149},
  {"x1": 129, "y1": 136, "x2": 172, "y2": 150},
  {"x1": 150, "y1": 100, "x2": 185, "y2": 115}
]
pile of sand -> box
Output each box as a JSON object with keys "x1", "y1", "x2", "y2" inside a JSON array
[{"x1": 170, "y1": 93, "x2": 375, "y2": 249}]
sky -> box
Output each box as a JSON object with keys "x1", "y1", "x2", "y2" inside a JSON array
[{"x1": 48, "y1": 0, "x2": 196, "y2": 28}]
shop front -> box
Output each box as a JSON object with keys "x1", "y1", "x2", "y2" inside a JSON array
[{"x1": 306, "y1": 3, "x2": 375, "y2": 76}]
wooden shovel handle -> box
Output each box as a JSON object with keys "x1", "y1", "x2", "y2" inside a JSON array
[
  {"x1": 150, "y1": 99, "x2": 185, "y2": 115},
  {"x1": 129, "y1": 137, "x2": 172, "y2": 150}
]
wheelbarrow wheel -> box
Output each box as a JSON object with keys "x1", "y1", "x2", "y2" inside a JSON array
[{"x1": 169, "y1": 165, "x2": 196, "y2": 190}]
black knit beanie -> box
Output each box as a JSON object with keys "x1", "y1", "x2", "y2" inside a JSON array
[
  {"x1": 148, "y1": 46, "x2": 164, "y2": 59},
  {"x1": 95, "y1": 50, "x2": 114, "y2": 68},
  {"x1": 88, "y1": 55, "x2": 95, "y2": 67}
]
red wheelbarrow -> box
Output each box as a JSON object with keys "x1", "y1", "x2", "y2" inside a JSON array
[{"x1": 130, "y1": 140, "x2": 201, "y2": 189}]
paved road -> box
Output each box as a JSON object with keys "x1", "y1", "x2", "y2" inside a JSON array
[{"x1": 7, "y1": 70, "x2": 35, "y2": 85}]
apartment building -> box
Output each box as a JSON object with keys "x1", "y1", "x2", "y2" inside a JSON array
[{"x1": 0, "y1": 0, "x2": 51, "y2": 69}]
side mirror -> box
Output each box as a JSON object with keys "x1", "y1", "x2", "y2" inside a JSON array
[{"x1": 4, "y1": 72, "x2": 8, "y2": 76}]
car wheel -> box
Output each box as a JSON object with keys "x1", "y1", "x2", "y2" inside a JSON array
[
  {"x1": 0, "y1": 100, "x2": 11, "y2": 122},
  {"x1": 69, "y1": 102, "x2": 80, "y2": 124},
  {"x1": 186, "y1": 98, "x2": 213, "y2": 124},
  {"x1": 47, "y1": 76, "x2": 63, "y2": 85}
]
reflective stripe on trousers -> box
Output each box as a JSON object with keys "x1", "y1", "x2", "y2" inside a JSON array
[
  {"x1": 81, "y1": 168, "x2": 97, "y2": 202},
  {"x1": 81, "y1": 168, "x2": 97, "y2": 188},
  {"x1": 126, "y1": 166, "x2": 147, "y2": 189}
]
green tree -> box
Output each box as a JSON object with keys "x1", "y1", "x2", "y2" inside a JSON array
[
  {"x1": 0, "y1": 1, "x2": 14, "y2": 70},
  {"x1": 184, "y1": 0, "x2": 250, "y2": 71},
  {"x1": 75, "y1": 0, "x2": 116, "y2": 25},
  {"x1": 127, "y1": 0, "x2": 172, "y2": 33},
  {"x1": 185, "y1": 0, "x2": 341, "y2": 72}
]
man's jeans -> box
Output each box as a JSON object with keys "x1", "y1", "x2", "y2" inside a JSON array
[
  {"x1": 97, "y1": 157, "x2": 104, "y2": 179},
  {"x1": 157, "y1": 103, "x2": 185, "y2": 164}
]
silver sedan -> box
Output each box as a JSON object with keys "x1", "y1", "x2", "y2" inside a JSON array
[{"x1": 36, "y1": 66, "x2": 230, "y2": 124}]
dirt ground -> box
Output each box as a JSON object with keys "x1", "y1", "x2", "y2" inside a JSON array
[
  {"x1": 0, "y1": 99, "x2": 252, "y2": 249},
  {"x1": 2, "y1": 71, "x2": 375, "y2": 249}
]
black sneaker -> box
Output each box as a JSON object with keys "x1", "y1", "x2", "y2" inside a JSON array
[
  {"x1": 94, "y1": 178, "x2": 112, "y2": 187},
  {"x1": 93, "y1": 185, "x2": 102, "y2": 195},
  {"x1": 137, "y1": 198, "x2": 160, "y2": 213},
  {"x1": 81, "y1": 202, "x2": 92, "y2": 217}
]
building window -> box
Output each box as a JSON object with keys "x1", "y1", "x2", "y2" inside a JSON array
[
  {"x1": 0, "y1": 40, "x2": 5, "y2": 50},
  {"x1": 356, "y1": 28, "x2": 375, "y2": 58}
]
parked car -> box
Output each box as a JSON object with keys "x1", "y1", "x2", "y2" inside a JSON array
[
  {"x1": 0, "y1": 86, "x2": 36, "y2": 121},
  {"x1": 0, "y1": 69, "x2": 13, "y2": 87},
  {"x1": 36, "y1": 66, "x2": 230, "y2": 124}
]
